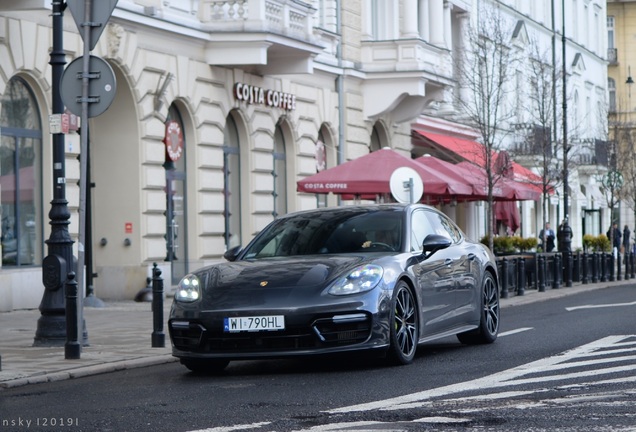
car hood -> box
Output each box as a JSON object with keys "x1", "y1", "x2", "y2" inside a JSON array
[{"x1": 195, "y1": 255, "x2": 374, "y2": 310}]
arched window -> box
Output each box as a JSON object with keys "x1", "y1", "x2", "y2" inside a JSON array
[
  {"x1": 273, "y1": 123, "x2": 287, "y2": 218},
  {"x1": 370, "y1": 125, "x2": 381, "y2": 152},
  {"x1": 0, "y1": 77, "x2": 43, "y2": 266},
  {"x1": 223, "y1": 113, "x2": 242, "y2": 250},
  {"x1": 164, "y1": 104, "x2": 188, "y2": 284},
  {"x1": 371, "y1": 121, "x2": 389, "y2": 152}
]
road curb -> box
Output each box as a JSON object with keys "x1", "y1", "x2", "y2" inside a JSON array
[{"x1": 0, "y1": 355, "x2": 178, "y2": 389}]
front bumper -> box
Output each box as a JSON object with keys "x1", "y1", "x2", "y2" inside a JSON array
[{"x1": 169, "y1": 306, "x2": 390, "y2": 360}]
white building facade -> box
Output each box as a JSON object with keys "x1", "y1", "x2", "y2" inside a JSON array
[{"x1": 0, "y1": 0, "x2": 609, "y2": 311}]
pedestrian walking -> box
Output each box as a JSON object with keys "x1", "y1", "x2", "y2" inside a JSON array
[
  {"x1": 607, "y1": 222, "x2": 622, "y2": 258},
  {"x1": 623, "y1": 225, "x2": 631, "y2": 255},
  {"x1": 539, "y1": 222, "x2": 555, "y2": 252}
]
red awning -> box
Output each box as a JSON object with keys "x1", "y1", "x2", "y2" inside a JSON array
[
  {"x1": 495, "y1": 201, "x2": 520, "y2": 233},
  {"x1": 456, "y1": 162, "x2": 541, "y2": 201},
  {"x1": 297, "y1": 147, "x2": 473, "y2": 197},
  {"x1": 416, "y1": 156, "x2": 489, "y2": 200},
  {"x1": 414, "y1": 130, "x2": 543, "y2": 200},
  {"x1": 415, "y1": 131, "x2": 490, "y2": 165}
]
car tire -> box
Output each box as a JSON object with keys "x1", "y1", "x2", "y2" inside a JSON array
[
  {"x1": 181, "y1": 358, "x2": 230, "y2": 374},
  {"x1": 387, "y1": 281, "x2": 418, "y2": 365},
  {"x1": 457, "y1": 271, "x2": 499, "y2": 345}
]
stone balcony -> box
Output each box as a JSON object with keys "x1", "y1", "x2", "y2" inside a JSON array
[
  {"x1": 199, "y1": 0, "x2": 324, "y2": 74},
  {"x1": 34, "y1": 0, "x2": 326, "y2": 75},
  {"x1": 360, "y1": 38, "x2": 455, "y2": 122}
]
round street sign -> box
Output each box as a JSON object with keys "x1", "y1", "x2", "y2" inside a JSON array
[{"x1": 60, "y1": 55, "x2": 117, "y2": 118}]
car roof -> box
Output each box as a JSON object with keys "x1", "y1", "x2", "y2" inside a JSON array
[{"x1": 278, "y1": 203, "x2": 437, "y2": 219}]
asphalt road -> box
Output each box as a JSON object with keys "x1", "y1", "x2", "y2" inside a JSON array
[{"x1": 2, "y1": 283, "x2": 635, "y2": 432}]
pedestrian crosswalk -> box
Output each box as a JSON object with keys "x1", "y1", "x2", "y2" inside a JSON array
[
  {"x1": 328, "y1": 335, "x2": 636, "y2": 414},
  {"x1": 189, "y1": 335, "x2": 636, "y2": 432}
]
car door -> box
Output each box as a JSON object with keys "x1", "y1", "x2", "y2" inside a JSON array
[
  {"x1": 429, "y1": 212, "x2": 479, "y2": 322},
  {"x1": 409, "y1": 209, "x2": 457, "y2": 335}
]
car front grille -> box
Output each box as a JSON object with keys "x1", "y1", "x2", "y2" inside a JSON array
[{"x1": 169, "y1": 314, "x2": 372, "y2": 353}]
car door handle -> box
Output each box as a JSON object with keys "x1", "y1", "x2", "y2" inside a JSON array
[
  {"x1": 468, "y1": 253, "x2": 477, "y2": 261},
  {"x1": 444, "y1": 258, "x2": 453, "y2": 266}
]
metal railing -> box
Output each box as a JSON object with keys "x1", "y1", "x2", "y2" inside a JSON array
[{"x1": 496, "y1": 251, "x2": 636, "y2": 297}]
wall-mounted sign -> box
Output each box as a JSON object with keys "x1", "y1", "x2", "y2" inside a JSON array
[
  {"x1": 315, "y1": 140, "x2": 326, "y2": 172},
  {"x1": 125, "y1": 222, "x2": 133, "y2": 234},
  {"x1": 234, "y1": 82, "x2": 296, "y2": 111},
  {"x1": 164, "y1": 121, "x2": 184, "y2": 162}
]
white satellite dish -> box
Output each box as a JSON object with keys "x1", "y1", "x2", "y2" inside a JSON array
[{"x1": 389, "y1": 167, "x2": 424, "y2": 203}]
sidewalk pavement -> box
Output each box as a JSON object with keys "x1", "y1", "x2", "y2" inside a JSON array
[{"x1": 0, "y1": 279, "x2": 630, "y2": 389}]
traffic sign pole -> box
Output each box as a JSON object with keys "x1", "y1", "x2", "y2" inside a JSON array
[{"x1": 72, "y1": 0, "x2": 96, "y2": 358}]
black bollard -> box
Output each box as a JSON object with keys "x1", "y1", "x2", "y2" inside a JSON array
[
  {"x1": 553, "y1": 254, "x2": 561, "y2": 288},
  {"x1": 582, "y1": 252, "x2": 589, "y2": 284},
  {"x1": 538, "y1": 254, "x2": 546, "y2": 292},
  {"x1": 572, "y1": 252, "x2": 579, "y2": 283},
  {"x1": 632, "y1": 252, "x2": 636, "y2": 278},
  {"x1": 151, "y1": 263, "x2": 165, "y2": 348},
  {"x1": 594, "y1": 252, "x2": 600, "y2": 282},
  {"x1": 565, "y1": 251, "x2": 573, "y2": 287},
  {"x1": 605, "y1": 253, "x2": 612, "y2": 282},
  {"x1": 501, "y1": 258, "x2": 509, "y2": 299},
  {"x1": 517, "y1": 257, "x2": 526, "y2": 296},
  {"x1": 617, "y1": 252, "x2": 622, "y2": 281},
  {"x1": 65, "y1": 272, "x2": 81, "y2": 359},
  {"x1": 625, "y1": 252, "x2": 630, "y2": 280}
]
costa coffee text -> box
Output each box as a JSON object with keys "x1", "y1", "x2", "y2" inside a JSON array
[{"x1": 234, "y1": 82, "x2": 296, "y2": 111}]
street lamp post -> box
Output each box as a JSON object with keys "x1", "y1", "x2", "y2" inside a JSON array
[
  {"x1": 33, "y1": 0, "x2": 75, "y2": 346},
  {"x1": 561, "y1": 0, "x2": 569, "y2": 223},
  {"x1": 561, "y1": 0, "x2": 572, "y2": 287}
]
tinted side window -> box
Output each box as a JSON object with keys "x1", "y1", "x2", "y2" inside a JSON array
[
  {"x1": 410, "y1": 210, "x2": 435, "y2": 252},
  {"x1": 425, "y1": 211, "x2": 461, "y2": 243}
]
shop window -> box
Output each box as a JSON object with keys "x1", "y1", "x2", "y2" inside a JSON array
[
  {"x1": 223, "y1": 113, "x2": 242, "y2": 249},
  {"x1": 273, "y1": 123, "x2": 287, "y2": 218},
  {"x1": 0, "y1": 77, "x2": 43, "y2": 267}
]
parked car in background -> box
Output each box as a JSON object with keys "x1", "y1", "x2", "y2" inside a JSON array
[{"x1": 168, "y1": 204, "x2": 500, "y2": 373}]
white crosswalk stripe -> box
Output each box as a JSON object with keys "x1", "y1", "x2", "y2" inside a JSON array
[
  {"x1": 188, "y1": 335, "x2": 636, "y2": 431},
  {"x1": 328, "y1": 335, "x2": 636, "y2": 414}
]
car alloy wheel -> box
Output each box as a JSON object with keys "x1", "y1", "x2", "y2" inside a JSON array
[
  {"x1": 388, "y1": 281, "x2": 418, "y2": 365},
  {"x1": 457, "y1": 272, "x2": 499, "y2": 344}
]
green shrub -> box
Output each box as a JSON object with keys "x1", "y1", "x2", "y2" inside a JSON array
[
  {"x1": 583, "y1": 234, "x2": 611, "y2": 252},
  {"x1": 596, "y1": 234, "x2": 611, "y2": 252},
  {"x1": 481, "y1": 235, "x2": 538, "y2": 254},
  {"x1": 513, "y1": 236, "x2": 538, "y2": 252}
]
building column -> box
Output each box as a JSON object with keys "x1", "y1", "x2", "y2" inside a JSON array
[
  {"x1": 418, "y1": 0, "x2": 430, "y2": 41},
  {"x1": 403, "y1": 0, "x2": 420, "y2": 38},
  {"x1": 443, "y1": 1, "x2": 453, "y2": 49},
  {"x1": 361, "y1": 0, "x2": 373, "y2": 39},
  {"x1": 429, "y1": 0, "x2": 444, "y2": 46},
  {"x1": 457, "y1": 11, "x2": 471, "y2": 102}
]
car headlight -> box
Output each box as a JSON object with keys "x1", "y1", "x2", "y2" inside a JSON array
[
  {"x1": 328, "y1": 264, "x2": 383, "y2": 296},
  {"x1": 175, "y1": 274, "x2": 202, "y2": 302}
]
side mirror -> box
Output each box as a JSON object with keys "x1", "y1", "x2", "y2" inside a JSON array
[
  {"x1": 223, "y1": 245, "x2": 242, "y2": 262},
  {"x1": 422, "y1": 234, "x2": 452, "y2": 255}
]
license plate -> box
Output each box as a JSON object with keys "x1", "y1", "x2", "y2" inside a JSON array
[{"x1": 223, "y1": 315, "x2": 285, "y2": 333}]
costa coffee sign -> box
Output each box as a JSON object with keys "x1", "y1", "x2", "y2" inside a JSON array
[
  {"x1": 164, "y1": 121, "x2": 183, "y2": 162},
  {"x1": 234, "y1": 82, "x2": 296, "y2": 111}
]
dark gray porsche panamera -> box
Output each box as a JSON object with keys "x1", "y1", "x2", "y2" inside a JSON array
[{"x1": 168, "y1": 203, "x2": 500, "y2": 372}]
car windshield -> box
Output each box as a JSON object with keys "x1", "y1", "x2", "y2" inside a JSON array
[{"x1": 242, "y1": 209, "x2": 404, "y2": 259}]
